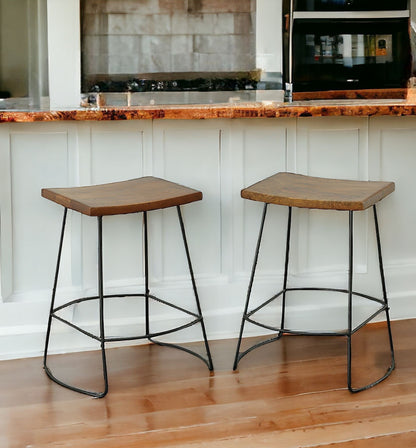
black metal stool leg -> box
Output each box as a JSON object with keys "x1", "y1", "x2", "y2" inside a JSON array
[
  {"x1": 143, "y1": 211, "x2": 150, "y2": 336},
  {"x1": 148, "y1": 206, "x2": 214, "y2": 371},
  {"x1": 177, "y1": 206, "x2": 213, "y2": 370},
  {"x1": 279, "y1": 206, "x2": 293, "y2": 335},
  {"x1": 347, "y1": 206, "x2": 395, "y2": 392},
  {"x1": 373, "y1": 205, "x2": 395, "y2": 364},
  {"x1": 372, "y1": 204, "x2": 395, "y2": 374},
  {"x1": 43, "y1": 210, "x2": 109, "y2": 398},
  {"x1": 96, "y1": 216, "x2": 109, "y2": 398},
  {"x1": 347, "y1": 210, "x2": 354, "y2": 392},
  {"x1": 233, "y1": 203, "x2": 269, "y2": 370},
  {"x1": 43, "y1": 208, "x2": 67, "y2": 372}
]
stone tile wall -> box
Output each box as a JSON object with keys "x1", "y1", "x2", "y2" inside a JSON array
[{"x1": 81, "y1": 0, "x2": 256, "y2": 77}]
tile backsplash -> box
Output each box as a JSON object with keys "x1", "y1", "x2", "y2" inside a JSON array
[{"x1": 81, "y1": 0, "x2": 256, "y2": 91}]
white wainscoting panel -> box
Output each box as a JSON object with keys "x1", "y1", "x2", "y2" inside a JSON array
[
  {"x1": 153, "y1": 120, "x2": 223, "y2": 281},
  {"x1": 369, "y1": 116, "x2": 416, "y2": 320},
  {"x1": 8, "y1": 123, "x2": 75, "y2": 298},
  {"x1": 0, "y1": 116, "x2": 415, "y2": 360},
  {"x1": 70, "y1": 121, "x2": 152, "y2": 342},
  {"x1": 226, "y1": 119, "x2": 295, "y2": 324},
  {"x1": 87, "y1": 121, "x2": 150, "y2": 288},
  {"x1": 296, "y1": 117, "x2": 369, "y2": 281},
  {"x1": 227, "y1": 119, "x2": 295, "y2": 338}
]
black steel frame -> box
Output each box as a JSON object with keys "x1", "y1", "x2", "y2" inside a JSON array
[
  {"x1": 44, "y1": 206, "x2": 213, "y2": 398},
  {"x1": 233, "y1": 203, "x2": 395, "y2": 393}
]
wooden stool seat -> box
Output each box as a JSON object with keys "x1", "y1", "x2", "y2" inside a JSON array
[
  {"x1": 41, "y1": 177, "x2": 202, "y2": 216},
  {"x1": 241, "y1": 172, "x2": 395, "y2": 211}
]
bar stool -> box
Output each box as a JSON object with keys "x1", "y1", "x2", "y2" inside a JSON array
[
  {"x1": 42, "y1": 176, "x2": 213, "y2": 398},
  {"x1": 233, "y1": 172, "x2": 395, "y2": 392}
]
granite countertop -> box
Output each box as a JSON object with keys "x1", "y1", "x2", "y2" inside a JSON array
[{"x1": 2, "y1": 96, "x2": 416, "y2": 123}]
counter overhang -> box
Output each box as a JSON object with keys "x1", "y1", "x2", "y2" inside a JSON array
[{"x1": 3, "y1": 99, "x2": 416, "y2": 123}]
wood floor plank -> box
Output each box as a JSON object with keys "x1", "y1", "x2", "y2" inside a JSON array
[
  {"x1": 26, "y1": 389, "x2": 416, "y2": 447},
  {"x1": 311, "y1": 431, "x2": 416, "y2": 447},
  {"x1": 1, "y1": 319, "x2": 416, "y2": 447}
]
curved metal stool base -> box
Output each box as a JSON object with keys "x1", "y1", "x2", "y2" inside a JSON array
[
  {"x1": 44, "y1": 292, "x2": 213, "y2": 398},
  {"x1": 43, "y1": 205, "x2": 213, "y2": 398},
  {"x1": 233, "y1": 203, "x2": 395, "y2": 392}
]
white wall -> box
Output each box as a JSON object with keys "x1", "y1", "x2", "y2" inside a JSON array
[
  {"x1": 47, "y1": 0, "x2": 80, "y2": 108},
  {"x1": 82, "y1": 0, "x2": 256, "y2": 78},
  {"x1": 0, "y1": 0, "x2": 49, "y2": 103},
  {"x1": 256, "y1": 0, "x2": 283, "y2": 74},
  {"x1": 0, "y1": 116, "x2": 414, "y2": 360},
  {"x1": 0, "y1": 0, "x2": 29, "y2": 97}
]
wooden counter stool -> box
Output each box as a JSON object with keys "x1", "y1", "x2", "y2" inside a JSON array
[
  {"x1": 42, "y1": 176, "x2": 213, "y2": 398},
  {"x1": 233, "y1": 172, "x2": 395, "y2": 392}
]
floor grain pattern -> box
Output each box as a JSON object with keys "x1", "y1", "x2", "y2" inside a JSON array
[{"x1": 1, "y1": 319, "x2": 416, "y2": 447}]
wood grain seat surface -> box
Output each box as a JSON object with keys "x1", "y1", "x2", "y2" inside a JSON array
[
  {"x1": 41, "y1": 177, "x2": 202, "y2": 216},
  {"x1": 242, "y1": 172, "x2": 395, "y2": 211}
]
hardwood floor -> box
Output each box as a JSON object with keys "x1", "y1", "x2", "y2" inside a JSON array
[{"x1": 1, "y1": 319, "x2": 416, "y2": 447}]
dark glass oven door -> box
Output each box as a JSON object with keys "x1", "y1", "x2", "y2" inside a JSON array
[{"x1": 292, "y1": 18, "x2": 411, "y2": 92}]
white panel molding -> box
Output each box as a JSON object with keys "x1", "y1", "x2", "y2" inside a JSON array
[
  {"x1": 368, "y1": 116, "x2": 416, "y2": 315},
  {"x1": 218, "y1": 123, "x2": 234, "y2": 278},
  {"x1": 0, "y1": 124, "x2": 13, "y2": 301},
  {"x1": 296, "y1": 117, "x2": 369, "y2": 278},
  {"x1": 228, "y1": 120, "x2": 246, "y2": 279},
  {"x1": 79, "y1": 120, "x2": 150, "y2": 303},
  {"x1": 153, "y1": 119, "x2": 224, "y2": 281},
  {"x1": 6, "y1": 123, "x2": 75, "y2": 301},
  {"x1": 0, "y1": 122, "x2": 75, "y2": 359},
  {"x1": 152, "y1": 119, "x2": 241, "y2": 330},
  {"x1": 237, "y1": 119, "x2": 295, "y2": 277},
  {"x1": 225, "y1": 119, "x2": 295, "y2": 342}
]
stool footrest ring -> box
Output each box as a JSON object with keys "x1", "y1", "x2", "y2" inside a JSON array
[
  {"x1": 235, "y1": 286, "x2": 390, "y2": 356},
  {"x1": 50, "y1": 292, "x2": 202, "y2": 341},
  {"x1": 44, "y1": 292, "x2": 212, "y2": 397},
  {"x1": 233, "y1": 286, "x2": 395, "y2": 392}
]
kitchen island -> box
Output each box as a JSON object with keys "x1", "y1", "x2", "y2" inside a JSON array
[{"x1": 1, "y1": 96, "x2": 415, "y2": 360}]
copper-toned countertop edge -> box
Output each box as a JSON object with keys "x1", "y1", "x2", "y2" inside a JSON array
[{"x1": 2, "y1": 99, "x2": 416, "y2": 123}]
